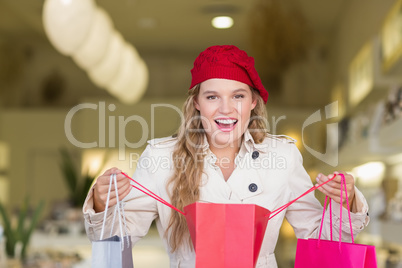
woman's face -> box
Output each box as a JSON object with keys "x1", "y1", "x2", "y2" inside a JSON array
[{"x1": 194, "y1": 78, "x2": 257, "y2": 150}]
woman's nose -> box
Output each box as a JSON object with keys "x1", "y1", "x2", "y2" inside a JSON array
[{"x1": 219, "y1": 98, "x2": 234, "y2": 114}]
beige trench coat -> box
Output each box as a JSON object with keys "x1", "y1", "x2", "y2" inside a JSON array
[{"x1": 83, "y1": 131, "x2": 369, "y2": 267}]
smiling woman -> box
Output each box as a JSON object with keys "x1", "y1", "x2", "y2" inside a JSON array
[{"x1": 83, "y1": 45, "x2": 370, "y2": 268}]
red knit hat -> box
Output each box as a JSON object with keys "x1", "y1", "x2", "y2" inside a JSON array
[{"x1": 190, "y1": 45, "x2": 268, "y2": 103}]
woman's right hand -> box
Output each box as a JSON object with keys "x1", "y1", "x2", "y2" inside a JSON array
[{"x1": 93, "y1": 167, "x2": 132, "y2": 213}]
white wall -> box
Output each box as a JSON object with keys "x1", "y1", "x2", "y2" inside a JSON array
[{"x1": 0, "y1": 108, "x2": 72, "y2": 210}]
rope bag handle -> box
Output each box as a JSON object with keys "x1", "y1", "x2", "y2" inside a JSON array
[
  {"x1": 317, "y1": 173, "x2": 354, "y2": 249},
  {"x1": 121, "y1": 172, "x2": 185, "y2": 215},
  {"x1": 100, "y1": 174, "x2": 130, "y2": 249},
  {"x1": 120, "y1": 172, "x2": 343, "y2": 219},
  {"x1": 267, "y1": 174, "x2": 337, "y2": 219}
]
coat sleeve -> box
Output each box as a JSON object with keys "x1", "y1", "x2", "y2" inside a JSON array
[
  {"x1": 83, "y1": 145, "x2": 158, "y2": 245},
  {"x1": 285, "y1": 144, "x2": 369, "y2": 242}
]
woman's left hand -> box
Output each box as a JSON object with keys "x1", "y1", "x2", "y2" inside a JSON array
[{"x1": 315, "y1": 172, "x2": 355, "y2": 210}]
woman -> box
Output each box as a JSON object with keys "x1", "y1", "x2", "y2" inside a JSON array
[{"x1": 83, "y1": 45, "x2": 369, "y2": 267}]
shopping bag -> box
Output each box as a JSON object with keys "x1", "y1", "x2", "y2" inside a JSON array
[
  {"x1": 295, "y1": 238, "x2": 377, "y2": 268},
  {"x1": 92, "y1": 235, "x2": 133, "y2": 268},
  {"x1": 91, "y1": 174, "x2": 134, "y2": 268},
  {"x1": 294, "y1": 174, "x2": 377, "y2": 268},
  {"x1": 184, "y1": 202, "x2": 270, "y2": 268}
]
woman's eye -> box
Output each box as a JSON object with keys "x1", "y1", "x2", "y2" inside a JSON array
[
  {"x1": 207, "y1": 96, "x2": 217, "y2": 100},
  {"x1": 234, "y1": 94, "x2": 245, "y2": 99}
]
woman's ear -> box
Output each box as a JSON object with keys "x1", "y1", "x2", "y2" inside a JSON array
[
  {"x1": 251, "y1": 98, "x2": 257, "y2": 110},
  {"x1": 194, "y1": 97, "x2": 200, "y2": 111}
]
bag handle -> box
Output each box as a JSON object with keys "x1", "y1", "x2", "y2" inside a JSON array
[
  {"x1": 268, "y1": 174, "x2": 337, "y2": 219},
  {"x1": 100, "y1": 174, "x2": 130, "y2": 249},
  {"x1": 341, "y1": 173, "x2": 354, "y2": 243},
  {"x1": 318, "y1": 195, "x2": 333, "y2": 241},
  {"x1": 121, "y1": 172, "x2": 342, "y2": 218},
  {"x1": 317, "y1": 173, "x2": 354, "y2": 249},
  {"x1": 122, "y1": 172, "x2": 186, "y2": 215}
]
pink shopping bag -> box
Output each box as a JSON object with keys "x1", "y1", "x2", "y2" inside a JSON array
[
  {"x1": 295, "y1": 238, "x2": 377, "y2": 268},
  {"x1": 294, "y1": 174, "x2": 377, "y2": 268}
]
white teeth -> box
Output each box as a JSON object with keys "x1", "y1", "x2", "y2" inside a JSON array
[{"x1": 215, "y1": 119, "x2": 237, "y2": 124}]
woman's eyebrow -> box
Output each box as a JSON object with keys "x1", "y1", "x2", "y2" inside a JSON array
[
  {"x1": 202, "y1": 88, "x2": 249, "y2": 95},
  {"x1": 233, "y1": 88, "x2": 249, "y2": 93},
  {"x1": 201, "y1": 90, "x2": 218, "y2": 95}
]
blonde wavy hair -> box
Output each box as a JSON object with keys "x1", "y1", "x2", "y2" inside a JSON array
[{"x1": 165, "y1": 84, "x2": 268, "y2": 252}]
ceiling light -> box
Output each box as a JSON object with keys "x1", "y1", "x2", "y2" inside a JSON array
[
  {"x1": 43, "y1": 0, "x2": 149, "y2": 104},
  {"x1": 211, "y1": 16, "x2": 233, "y2": 29},
  {"x1": 89, "y1": 32, "x2": 124, "y2": 88},
  {"x1": 73, "y1": 7, "x2": 113, "y2": 69},
  {"x1": 43, "y1": 0, "x2": 95, "y2": 55}
]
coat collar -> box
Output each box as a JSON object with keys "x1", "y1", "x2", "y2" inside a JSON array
[{"x1": 242, "y1": 129, "x2": 268, "y2": 154}]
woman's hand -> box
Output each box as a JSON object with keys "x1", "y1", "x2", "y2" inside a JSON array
[
  {"x1": 93, "y1": 167, "x2": 132, "y2": 213},
  {"x1": 315, "y1": 172, "x2": 356, "y2": 210}
]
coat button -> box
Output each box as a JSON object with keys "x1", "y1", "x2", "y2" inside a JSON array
[
  {"x1": 249, "y1": 183, "x2": 258, "y2": 192},
  {"x1": 252, "y1": 151, "x2": 259, "y2": 159}
]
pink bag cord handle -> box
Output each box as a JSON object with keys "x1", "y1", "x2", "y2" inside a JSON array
[
  {"x1": 317, "y1": 173, "x2": 354, "y2": 249},
  {"x1": 121, "y1": 172, "x2": 186, "y2": 215},
  {"x1": 318, "y1": 195, "x2": 333, "y2": 241},
  {"x1": 121, "y1": 172, "x2": 341, "y2": 221},
  {"x1": 267, "y1": 174, "x2": 337, "y2": 220}
]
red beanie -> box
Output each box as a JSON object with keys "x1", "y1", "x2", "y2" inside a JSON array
[{"x1": 190, "y1": 45, "x2": 268, "y2": 103}]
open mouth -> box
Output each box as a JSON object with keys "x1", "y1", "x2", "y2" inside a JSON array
[{"x1": 215, "y1": 118, "x2": 238, "y2": 130}]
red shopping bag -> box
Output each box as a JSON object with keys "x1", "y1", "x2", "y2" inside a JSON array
[
  {"x1": 294, "y1": 174, "x2": 377, "y2": 268},
  {"x1": 183, "y1": 202, "x2": 270, "y2": 268}
]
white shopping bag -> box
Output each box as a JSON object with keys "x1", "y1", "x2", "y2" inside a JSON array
[{"x1": 91, "y1": 174, "x2": 134, "y2": 268}]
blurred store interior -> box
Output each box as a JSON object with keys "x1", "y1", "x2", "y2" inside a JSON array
[{"x1": 0, "y1": 0, "x2": 402, "y2": 267}]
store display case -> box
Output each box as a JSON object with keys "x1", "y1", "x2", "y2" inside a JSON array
[
  {"x1": 349, "y1": 42, "x2": 375, "y2": 108},
  {"x1": 342, "y1": 3, "x2": 402, "y2": 167},
  {"x1": 348, "y1": 38, "x2": 401, "y2": 111},
  {"x1": 333, "y1": 87, "x2": 402, "y2": 170}
]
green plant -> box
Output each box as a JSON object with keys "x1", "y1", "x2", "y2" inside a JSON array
[
  {"x1": 0, "y1": 198, "x2": 44, "y2": 260},
  {"x1": 59, "y1": 148, "x2": 95, "y2": 208}
]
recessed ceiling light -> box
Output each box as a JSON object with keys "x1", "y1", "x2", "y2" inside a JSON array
[{"x1": 211, "y1": 16, "x2": 233, "y2": 29}]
